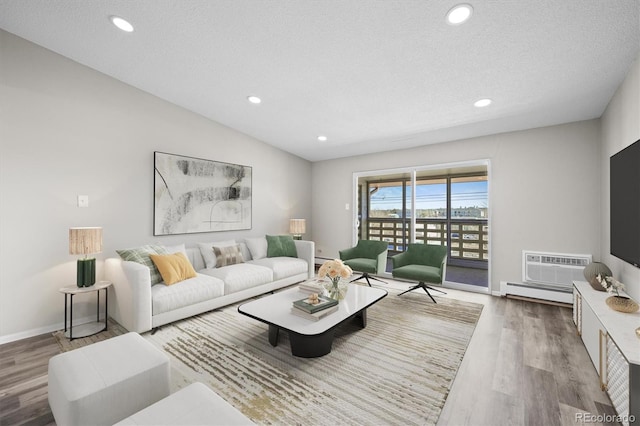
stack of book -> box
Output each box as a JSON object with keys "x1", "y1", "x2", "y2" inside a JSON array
[
  {"x1": 298, "y1": 279, "x2": 325, "y2": 294},
  {"x1": 291, "y1": 294, "x2": 338, "y2": 321}
]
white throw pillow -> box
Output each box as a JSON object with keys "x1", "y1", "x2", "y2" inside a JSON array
[
  {"x1": 238, "y1": 242, "x2": 252, "y2": 261},
  {"x1": 245, "y1": 237, "x2": 268, "y2": 260},
  {"x1": 198, "y1": 240, "x2": 235, "y2": 269},
  {"x1": 162, "y1": 243, "x2": 187, "y2": 256}
]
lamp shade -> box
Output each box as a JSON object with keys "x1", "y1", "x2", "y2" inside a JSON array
[
  {"x1": 289, "y1": 219, "x2": 306, "y2": 235},
  {"x1": 69, "y1": 227, "x2": 103, "y2": 256}
]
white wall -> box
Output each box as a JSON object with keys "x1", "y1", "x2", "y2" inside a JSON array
[
  {"x1": 312, "y1": 120, "x2": 602, "y2": 293},
  {"x1": 0, "y1": 30, "x2": 312, "y2": 342},
  {"x1": 601, "y1": 55, "x2": 640, "y2": 302}
]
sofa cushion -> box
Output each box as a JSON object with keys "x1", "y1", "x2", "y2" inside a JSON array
[
  {"x1": 266, "y1": 235, "x2": 298, "y2": 258},
  {"x1": 199, "y1": 264, "x2": 273, "y2": 295},
  {"x1": 245, "y1": 237, "x2": 267, "y2": 260},
  {"x1": 197, "y1": 240, "x2": 235, "y2": 269},
  {"x1": 248, "y1": 257, "x2": 308, "y2": 280},
  {"x1": 150, "y1": 252, "x2": 197, "y2": 285},
  {"x1": 162, "y1": 243, "x2": 187, "y2": 256},
  {"x1": 116, "y1": 245, "x2": 169, "y2": 285},
  {"x1": 213, "y1": 244, "x2": 244, "y2": 267},
  {"x1": 151, "y1": 274, "x2": 224, "y2": 315}
]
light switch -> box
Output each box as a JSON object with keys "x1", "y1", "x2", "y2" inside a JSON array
[
  {"x1": 78, "y1": 195, "x2": 89, "y2": 208},
  {"x1": 345, "y1": 203, "x2": 350, "y2": 210}
]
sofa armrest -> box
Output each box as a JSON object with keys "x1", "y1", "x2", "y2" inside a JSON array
[
  {"x1": 105, "y1": 258, "x2": 153, "y2": 333},
  {"x1": 294, "y1": 240, "x2": 315, "y2": 279}
]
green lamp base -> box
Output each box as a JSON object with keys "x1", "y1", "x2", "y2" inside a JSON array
[{"x1": 77, "y1": 258, "x2": 96, "y2": 287}]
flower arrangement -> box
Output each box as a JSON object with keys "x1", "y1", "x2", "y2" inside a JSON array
[
  {"x1": 596, "y1": 273, "x2": 625, "y2": 296},
  {"x1": 318, "y1": 259, "x2": 353, "y2": 284},
  {"x1": 318, "y1": 259, "x2": 352, "y2": 300}
]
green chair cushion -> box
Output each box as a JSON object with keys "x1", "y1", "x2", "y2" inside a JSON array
[
  {"x1": 343, "y1": 258, "x2": 377, "y2": 273},
  {"x1": 392, "y1": 264, "x2": 442, "y2": 284}
]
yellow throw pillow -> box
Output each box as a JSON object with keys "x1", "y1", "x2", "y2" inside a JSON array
[{"x1": 149, "y1": 252, "x2": 197, "y2": 285}]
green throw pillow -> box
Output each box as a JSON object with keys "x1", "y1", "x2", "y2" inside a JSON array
[
  {"x1": 116, "y1": 244, "x2": 168, "y2": 285},
  {"x1": 266, "y1": 235, "x2": 298, "y2": 258}
]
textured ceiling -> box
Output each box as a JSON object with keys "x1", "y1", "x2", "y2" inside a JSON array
[{"x1": 1, "y1": 1, "x2": 638, "y2": 161}]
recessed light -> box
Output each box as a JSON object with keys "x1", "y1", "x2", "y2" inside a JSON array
[
  {"x1": 474, "y1": 98, "x2": 492, "y2": 108},
  {"x1": 317, "y1": 136, "x2": 328, "y2": 142},
  {"x1": 446, "y1": 4, "x2": 473, "y2": 25},
  {"x1": 247, "y1": 96, "x2": 262, "y2": 104},
  {"x1": 110, "y1": 15, "x2": 134, "y2": 32}
]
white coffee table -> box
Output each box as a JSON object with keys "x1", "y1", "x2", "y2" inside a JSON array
[{"x1": 238, "y1": 282, "x2": 387, "y2": 358}]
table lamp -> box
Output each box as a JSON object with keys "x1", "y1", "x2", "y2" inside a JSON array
[
  {"x1": 69, "y1": 227, "x2": 103, "y2": 287},
  {"x1": 289, "y1": 219, "x2": 306, "y2": 240}
]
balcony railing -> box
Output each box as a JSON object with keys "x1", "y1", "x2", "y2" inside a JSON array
[{"x1": 364, "y1": 218, "x2": 489, "y2": 262}]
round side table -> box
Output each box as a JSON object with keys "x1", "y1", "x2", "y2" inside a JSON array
[{"x1": 59, "y1": 280, "x2": 112, "y2": 340}]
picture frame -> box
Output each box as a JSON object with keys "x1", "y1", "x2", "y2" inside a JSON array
[{"x1": 154, "y1": 151, "x2": 252, "y2": 235}]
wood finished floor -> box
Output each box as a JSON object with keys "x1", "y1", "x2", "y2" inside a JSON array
[{"x1": 0, "y1": 288, "x2": 617, "y2": 426}]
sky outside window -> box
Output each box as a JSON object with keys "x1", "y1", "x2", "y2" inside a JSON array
[{"x1": 370, "y1": 177, "x2": 487, "y2": 217}]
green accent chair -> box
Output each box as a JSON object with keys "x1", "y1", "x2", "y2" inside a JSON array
[
  {"x1": 339, "y1": 240, "x2": 389, "y2": 286},
  {"x1": 391, "y1": 244, "x2": 447, "y2": 303}
]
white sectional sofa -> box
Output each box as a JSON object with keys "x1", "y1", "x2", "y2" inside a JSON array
[{"x1": 105, "y1": 237, "x2": 314, "y2": 333}]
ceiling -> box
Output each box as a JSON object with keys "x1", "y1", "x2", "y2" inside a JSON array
[{"x1": 1, "y1": 1, "x2": 638, "y2": 162}]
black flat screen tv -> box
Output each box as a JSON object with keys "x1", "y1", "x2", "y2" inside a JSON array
[{"x1": 610, "y1": 138, "x2": 640, "y2": 268}]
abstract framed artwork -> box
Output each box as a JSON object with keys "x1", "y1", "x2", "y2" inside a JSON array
[{"x1": 154, "y1": 152, "x2": 252, "y2": 235}]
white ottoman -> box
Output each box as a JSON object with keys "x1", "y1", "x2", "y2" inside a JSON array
[
  {"x1": 48, "y1": 332, "x2": 170, "y2": 426},
  {"x1": 115, "y1": 382, "x2": 255, "y2": 426}
]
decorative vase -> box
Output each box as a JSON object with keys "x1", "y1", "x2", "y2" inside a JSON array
[
  {"x1": 605, "y1": 295, "x2": 639, "y2": 313},
  {"x1": 77, "y1": 258, "x2": 96, "y2": 287},
  {"x1": 324, "y1": 279, "x2": 348, "y2": 300},
  {"x1": 583, "y1": 262, "x2": 611, "y2": 292}
]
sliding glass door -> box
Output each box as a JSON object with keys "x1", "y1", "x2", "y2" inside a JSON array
[{"x1": 355, "y1": 162, "x2": 489, "y2": 288}]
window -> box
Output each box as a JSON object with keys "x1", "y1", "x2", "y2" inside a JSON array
[
  {"x1": 357, "y1": 168, "x2": 488, "y2": 262},
  {"x1": 354, "y1": 162, "x2": 490, "y2": 288}
]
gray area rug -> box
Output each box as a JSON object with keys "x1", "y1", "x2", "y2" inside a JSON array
[{"x1": 145, "y1": 286, "x2": 483, "y2": 425}]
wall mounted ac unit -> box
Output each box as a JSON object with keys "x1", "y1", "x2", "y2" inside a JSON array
[
  {"x1": 522, "y1": 250, "x2": 592, "y2": 290},
  {"x1": 500, "y1": 251, "x2": 592, "y2": 304}
]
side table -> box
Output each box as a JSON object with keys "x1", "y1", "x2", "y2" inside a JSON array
[{"x1": 59, "y1": 280, "x2": 112, "y2": 340}]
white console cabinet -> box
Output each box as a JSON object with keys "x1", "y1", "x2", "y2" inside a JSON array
[{"x1": 573, "y1": 281, "x2": 640, "y2": 426}]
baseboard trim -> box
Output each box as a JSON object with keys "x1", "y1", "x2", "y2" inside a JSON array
[
  {"x1": 0, "y1": 314, "x2": 100, "y2": 345},
  {"x1": 505, "y1": 294, "x2": 572, "y2": 308}
]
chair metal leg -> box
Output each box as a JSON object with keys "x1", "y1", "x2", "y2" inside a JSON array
[
  {"x1": 421, "y1": 286, "x2": 437, "y2": 303},
  {"x1": 350, "y1": 273, "x2": 371, "y2": 286},
  {"x1": 425, "y1": 285, "x2": 446, "y2": 295},
  {"x1": 397, "y1": 284, "x2": 421, "y2": 296},
  {"x1": 368, "y1": 275, "x2": 388, "y2": 284},
  {"x1": 397, "y1": 281, "x2": 440, "y2": 303},
  {"x1": 350, "y1": 272, "x2": 387, "y2": 287}
]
